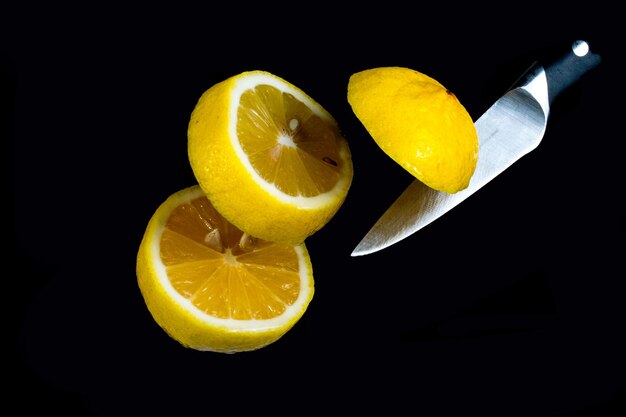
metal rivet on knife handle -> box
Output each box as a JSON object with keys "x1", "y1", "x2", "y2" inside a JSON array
[{"x1": 545, "y1": 40, "x2": 601, "y2": 106}]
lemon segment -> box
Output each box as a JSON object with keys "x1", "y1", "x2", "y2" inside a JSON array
[
  {"x1": 347, "y1": 66, "x2": 478, "y2": 194},
  {"x1": 136, "y1": 185, "x2": 314, "y2": 353},
  {"x1": 188, "y1": 70, "x2": 353, "y2": 244}
]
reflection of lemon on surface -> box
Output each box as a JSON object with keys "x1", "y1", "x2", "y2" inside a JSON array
[
  {"x1": 188, "y1": 70, "x2": 353, "y2": 245},
  {"x1": 137, "y1": 185, "x2": 314, "y2": 353},
  {"x1": 347, "y1": 67, "x2": 478, "y2": 194}
]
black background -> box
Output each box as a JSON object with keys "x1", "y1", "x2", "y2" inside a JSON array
[{"x1": 5, "y1": 5, "x2": 625, "y2": 416}]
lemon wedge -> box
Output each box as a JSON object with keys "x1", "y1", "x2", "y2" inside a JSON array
[{"x1": 348, "y1": 66, "x2": 478, "y2": 193}]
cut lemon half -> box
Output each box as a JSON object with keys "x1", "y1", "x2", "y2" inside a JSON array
[
  {"x1": 188, "y1": 70, "x2": 353, "y2": 244},
  {"x1": 136, "y1": 185, "x2": 314, "y2": 353},
  {"x1": 348, "y1": 66, "x2": 478, "y2": 194}
]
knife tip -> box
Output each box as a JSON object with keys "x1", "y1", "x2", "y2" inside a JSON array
[
  {"x1": 350, "y1": 249, "x2": 364, "y2": 257},
  {"x1": 350, "y1": 243, "x2": 366, "y2": 257},
  {"x1": 350, "y1": 241, "x2": 378, "y2": 257}
]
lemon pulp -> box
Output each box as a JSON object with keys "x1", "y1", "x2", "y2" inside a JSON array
[
  {"x1": 161, "y1": 194, "x2": 302, "y2": 320},
  {"x1": 238, "y1": 84, "x2": 344, "y2": 197}
]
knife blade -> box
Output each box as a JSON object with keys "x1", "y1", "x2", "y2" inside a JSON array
[{"x1": 351, "y1": 40, "x2": 601, "y2": 257}]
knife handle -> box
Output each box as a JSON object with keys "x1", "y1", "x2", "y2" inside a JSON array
[{"x1": 544, "y1": 40, "x2": 601, "y2": 105}]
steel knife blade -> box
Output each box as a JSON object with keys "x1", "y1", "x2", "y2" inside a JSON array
[{"x1": 351, "y1": 40, "x2": 601, "y2": 257}]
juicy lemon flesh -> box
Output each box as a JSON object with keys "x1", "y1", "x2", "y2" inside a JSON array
[
  {"x1": 238, "y1": 84, "x2": 343, "y2": 197},
  {"x1": 161, "y1": 195, "x2": 301, "y2": 320}
]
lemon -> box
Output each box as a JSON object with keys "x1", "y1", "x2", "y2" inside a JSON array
[
  {"x1": 188, "y1": 70, "x2": 353, "y2": 244},
  {"x1": 347, "y1": 66, "x2": 478, "y2": 194},
  {"x1": 136, "y1": 185, "x2": 315, "y2": 353}
]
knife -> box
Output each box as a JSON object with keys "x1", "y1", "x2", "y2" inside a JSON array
[{"x1": 351, "y1": 40, "x2": 601, "y2": 257}]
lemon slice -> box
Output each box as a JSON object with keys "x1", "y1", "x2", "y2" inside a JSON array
[
  {"x1": 348, "y1": 66, "x2": 478, "y2": 194},
  {"x1": 188, "y1": 70, "x2": 353, "y2": 244},
  {"x1": 136, "y1": 185, "x2": 314, "y2": 353}
]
